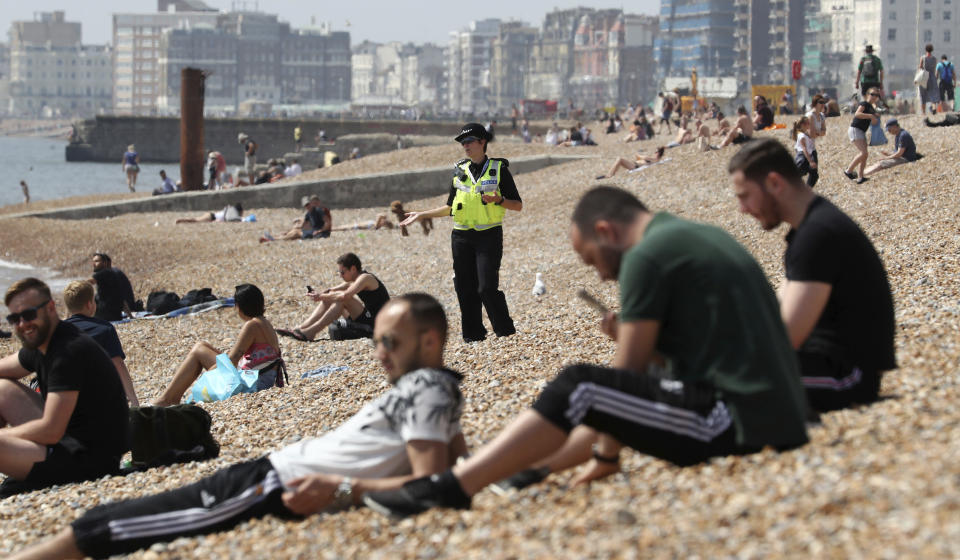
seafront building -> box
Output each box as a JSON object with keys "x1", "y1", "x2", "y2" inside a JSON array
[
  {"x1": 732, "y1": 0, "x2": 807, "y2": 88},
  {"x1": 5, "y1": 11, "x2": 112, "y2": 118},
  {"x1": 655, "y1": 0, "x2": 736, "y2": 79},
  {"x1": 351, "y1": 41, "x2": 444, "y2": 113},
  {"x1": 445, "y1": 19, "x2": 501, "y2": 113}
]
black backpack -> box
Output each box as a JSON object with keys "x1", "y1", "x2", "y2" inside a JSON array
[
  {"x1": 179, "y1": 288, "x2": 217, "y2": 308},
  {"x1": 127, "y1": 404, "x2": 220, "y2": 469},
  {"x1": 147, "y1": 291, "x2": 182, "y2": 315}
]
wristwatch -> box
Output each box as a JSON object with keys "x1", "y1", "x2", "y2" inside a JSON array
[{"x1": 331, "y1": 476, "x2": 353, "y2": 509}]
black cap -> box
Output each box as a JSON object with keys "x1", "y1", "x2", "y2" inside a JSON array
[{"x1": 454, "y1": 122, "x2": 492, "y2": 143}]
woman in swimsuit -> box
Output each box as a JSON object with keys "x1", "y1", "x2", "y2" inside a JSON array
[{"x1": 153, "y1": 284, "x2": 282, "y2": 406}]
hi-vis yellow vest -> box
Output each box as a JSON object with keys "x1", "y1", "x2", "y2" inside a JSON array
[{"x1": 451, "y1": 158, "x2": 505, "y2": 231}]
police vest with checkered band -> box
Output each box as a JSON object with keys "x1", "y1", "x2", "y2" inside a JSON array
[{"x1": 450, "y1": 158, "x2": 506, "y2": 231}]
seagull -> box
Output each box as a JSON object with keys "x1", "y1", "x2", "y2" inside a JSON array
[{"x1": 532, "y1": 273, "x2": 546, "y2": 296}]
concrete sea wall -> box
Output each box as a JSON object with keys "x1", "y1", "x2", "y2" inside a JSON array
[{"x1": 10, "y1": 155, "x2": 588, "y2": 221}]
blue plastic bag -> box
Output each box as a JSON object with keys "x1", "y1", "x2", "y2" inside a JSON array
[
  {"x1": 188, "y1": 353, "x2": 258, "y2": 403},
  {"x1": 869, "y1": 122, "x2": 888, "y2": 146}
]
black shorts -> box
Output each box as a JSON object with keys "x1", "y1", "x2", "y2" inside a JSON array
[
  {"x1": 25, "y1": 437, "x2": 120, "y2": 488},
  {"x1": 940, "y1": 81, "x2": 955, "y2": 101},
  {"x1": 531, "y1": 364, "x2": 756, "y2": 466},
  {"x1": 732, "y1": 133, "x2": 752, "y2": 145},
  {"x1": 73, "y1": 457, "x2": 293, "y2": 558},
  {"x1": 798, "y1": 350, "x2": 881, "y2": 412}
]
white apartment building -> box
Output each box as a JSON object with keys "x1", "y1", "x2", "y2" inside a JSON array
[
  {"x1": 113, "y1": 9, "x2": 218, "y2": 115},
  {"x1": 446, "y1": 19, "x2": 500, "y2": 113},
  {"x1": 352, "y1": 41, "x2": 445, "y2": 109},
  {"x1": 6, "y1": 11, "x2": 112, "y2": 117}
]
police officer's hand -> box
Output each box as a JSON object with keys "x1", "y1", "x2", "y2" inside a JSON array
[
  {"x1": 399, "y1": 212, "x2": 422, "y2": 227},
  {"x1": 600, "y1": 311, "x2": 618, "y2": 341},
  {"x1": 481, "y1": 194, "x2": 502, "y2": 204}
]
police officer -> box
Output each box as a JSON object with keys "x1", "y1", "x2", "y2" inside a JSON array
[{"x1": 400, "y1": 123, "x2": 522, "y2": 342}]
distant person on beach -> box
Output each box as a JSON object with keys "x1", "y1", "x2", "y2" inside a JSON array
[
  {"x1": 278, "y1": 253, "x2": 390, "y2": 342},
  {"x1": 0, "y1": 278, "x2": 129, "y2": 490},
  {"x1": 657, "y1": 92, "x2": 673, "y2": 134},
  {"x1": 330, "y1": 214, "x2": 393, "y2": 232},
  {"x1": 924, "y1": 112, "x2": 960, "y2": 127},
  {"x1": 153, "y1": 284, "x2": 283, "y2": 407},
  {"x1": 717, "y1": 105, "x2": 754, "y2": 148},
  {"x1": 238, "y1": 133, "x2": 257, "y2": 183},
  {"x1": 90, "y1": 252, "x2": 136, "y2": 322},
  {"x1": 362, "y1": 186, "x2": 809, "y2": 518},
  {"x1": 260, "y1": 196, "x2": 331, "y2": 243},
  {"x1": 284, "y1": 159, "x2": 302, "y2": 177},
  {"x1": 19, "y1": 180, "x2": 29, "y2": 204},
  {"x1": 595, "y1": 146, "x2": 666, "y2": 179},
  {"x1": 152, "y1": 170, "x2": 178, "y2": 196},
  {"x1": 11, "y1": 294, "x2": 466, "y2": 560},
  {"x1": 175, "y1": 203, "x2": 244, "y2": 224},
  {"x1": 936, "y1": 54, "x2": 955, "y2": 114},
  {"x1": 729, "y1": 138, "x2": 895, "y2": 411},
  {"x1": 122, "y1": 145, "x2": 139, "y2": 193},
  {"x1": 294, "y1": 123, "x2": 303, "y2": 152},
  {"x1": 864, "y1": 119, "x2": 919, "y2": 177},
  {"x1": 62, "y1": 280, "x2": 139, "y2": 406},
  {"x1": 791, "y1": 115, "x2": 819, "y2": 187},
  {"x1": 843, "y1": 87, "x2": 881, "y2": 184},
  {"x1": 753, "y1": 96, "x2": 775, "y2": 130},
  {"x1": 918, "y1": 44, "x2": 940, "y2": 115},
  {"x1": 855, "y1": 44, "x2": 884, "y2": 97}
]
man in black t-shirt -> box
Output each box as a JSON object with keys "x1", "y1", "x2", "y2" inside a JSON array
[
  {"x1": 729, "y1": 139, "x2": 896, "y2": 411},
  {"x1": 0, "y1": 278, "x2": 129, "y2": 487},
  {"x1": 91, "y1": 252, "x2": 136, "y2": 321}
]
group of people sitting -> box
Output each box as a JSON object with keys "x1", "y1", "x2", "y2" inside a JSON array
[{"x1": 0, "y1": 136, "x2": 899, "y2": 558}]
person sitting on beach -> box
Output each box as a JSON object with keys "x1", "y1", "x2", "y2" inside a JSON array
[
  {"x1": 278, "y1": 253, "x2": 389, "y2": 342},
  {"x1": 361, "y1": 186, "x2": 810, "y2": 518},
  {"x1": 284, "y1": 159, "x2": 303, "y2": 177},
  {"x1": 153, "y1": 284, "x2": 282, "y2": 407},
  {"x1": 717, "y1": 105, "x2": 755, "y2": 148},
  {"x1": 0, "y1": 278, "x2": 129, "y2": 491},
  {"x1": 391, "y1": 200, "x2": 432, "y2": 237},
  {"x1": 595, "y1": 146, "x2": 666, "y2": 179},
  {"x1": 63, "y1": 280, "x2": 139, "y2": 406},
  {"x1": 10, "y1": 294, "x2": 467, "y2": 560},
  {"x1": 864, "y1": 119, "x2": 919, "y2": 177},
  {"x1": 716, "y1": 112, "x2": 731, "y2": 137},
  {"x1": 152, "y1": 169, "x2": 178, "y2": 196},
  {"x1": 90, "y1": 252, "x2": 136, "y2": 322},
  {"x1": 730, "y1": 138, "x2": 896, "y2": 411},
  {"x1": 753, "y1": 96, "x2": 775, "y2": 130},
  {"x1": 560, "y1": 126, "x2": 584, "y2": 146},
  {"x1": 923, "y1": 113, "x2": 960, "y2": 127},
  {"x1": 260, "y1": 196, "x2": 331, "y2": 243},
  {"x1": 622, "y1": 119, "x2": 644, "y2": 142},
  {"x1": 175, "y1": 203, "x2": 244, "y2": 224}
]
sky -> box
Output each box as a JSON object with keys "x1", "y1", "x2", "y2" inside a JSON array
[{"x1": 1, "y1": 0, "x2": 660, "y2": 46}]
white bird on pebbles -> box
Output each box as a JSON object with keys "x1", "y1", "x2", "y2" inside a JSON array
[{"x1": 532, "y1": 273, "x2": 546, "y2": 296}]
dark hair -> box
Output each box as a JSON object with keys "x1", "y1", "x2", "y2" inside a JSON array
[
  {"x1": 727, "y1": 137, "x2": 802, "y2": 185},
  {"x1": 737, "y1": 105, "x2": 747, "y2": 115},
  {"x1": 336, "y1": 252, "x2": 362, "y2": 271},
  {"x1": 93, "y1": 252, "x2": 112, "y2": 264},
  {"x1": 234, "y1": 284, "x2": 265, "y2": 317},
  {"x1": 942, "y1": 54, "x2": 949, "y2": 60},
  {"x1": 233, "y1": 203, "x2": 243, "y2": 215},
  {"x1": 655, "y1": 146, "x2": 666, "y2": 158},
  {"x1": 394, "y1": 293, "x2": 448, "y2": 344},
  {"x1": 925, "y1": 44, "x2": 934, "y2": 53},
  {"x1": 571, "y1": 186, "x2": 648, "y2": 238},
  {"x1": 5, "y1": 277, "x2": 52, "y2": 307}
]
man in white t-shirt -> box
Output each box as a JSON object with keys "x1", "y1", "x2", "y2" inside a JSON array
[{"x1": 13, "y1": 293, "x2": 467, "y2": 559}]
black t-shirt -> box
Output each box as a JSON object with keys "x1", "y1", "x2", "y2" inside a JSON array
[
  {"x1": 18, "y1": 321, "x2": 129, "y2": 455},
  {"x1": 93, "y1": 268, "x2": 135, "y2": 321},
  {"x1": 784, "y1": 196, "x2": 896, "y2": 372},
  {"x1": 64, "y1": 314, "x2": 126, "y2": 359},
  {"x1": 305, "y1": 206, "x2": 328, "y2": 230},
  {"x1": 757, "y1": 105, "x2": 775, "y2": 129},
  {"x1": 850, "y1": 102, "x2": 876, "y2": 132},
  {"x1": 357, "y1": 272, "x2": 391, "y2": 319},
  {"x1": 445, "y1": 157, "x2": 522, "y2": 207}
]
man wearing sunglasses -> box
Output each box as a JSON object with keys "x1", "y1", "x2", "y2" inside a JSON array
[
  {"x1": 0, "y1": 278, "x2": 129, "y2": 491},
  {"x1": 12, "y1": 293, "x2": 467, "y2": 559}
]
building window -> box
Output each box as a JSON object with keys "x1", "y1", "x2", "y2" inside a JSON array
[
  {"x1": 945, "y1": 11, "x2": 952, "y2": 18},
  {"x1": 890, "y1": 11, "x2": 896, "y2": 19},
  {"x1": 946, "y1": 30, "x2": 952, "y2": 41},
  {"x1": 924, "y1": 29, "x2": 933, "y2": 41},
  {"x1": 924, "y1": 10, "x2": 932, "y2": 18},
  {"x1": 888, "y1": 28, "x2": 897, "y2": 40}
]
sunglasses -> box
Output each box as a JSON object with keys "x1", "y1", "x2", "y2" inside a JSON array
[
  {"x1": 6, "y1": 300, "x2": 50, "y2": 325},
  {"x1": 371, "y1": 334, "x2": 399, "y2": 351}
]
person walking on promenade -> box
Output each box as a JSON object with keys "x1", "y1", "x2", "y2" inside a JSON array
[
  {"x1": 855, "y1": 45, "x2": 884, "y2": 98},
  {"x1": 19, "y1": 180, "x2": 29, "y2": 204},
  {"x1": 238, "y1": 133, "x2": 257, "y2": 183},
  {"x1": 918, "y1": 44, "x2": 940, "y2": 115},
  {"x1": 121, "y1": 144, "x2": 139, "y2": 193},
  {"x1": 399, "y1": 123, "x2": 521, "y2": 342},
  {"x1": 936, "y1": 55, "x2": 955, "y2": 114},
  {"x1": 843, "y1": 87, "x2": 880, "y2": 184},
  {"x1": 294, "y1": 123, "x2": 303, "y2": 152}
]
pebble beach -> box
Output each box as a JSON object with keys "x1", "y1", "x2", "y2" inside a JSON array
[{"x1": 0, "y1": 114, "x2": 958, "y2": 558}]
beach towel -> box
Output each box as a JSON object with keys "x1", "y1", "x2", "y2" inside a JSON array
[{"x1": 300, "y1": 364, "x2": 350, "y2": 380}]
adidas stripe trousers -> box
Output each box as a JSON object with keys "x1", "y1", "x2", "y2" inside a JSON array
[
  {"x1": 72, "y1": 457, "x2": 295, "y2": 558},
  {"x1": 797, "y1": 350, "x2": 881, "y2": 412},
  {"x1": 531, "y1": 364, "x2": 753, "y2": 466}
]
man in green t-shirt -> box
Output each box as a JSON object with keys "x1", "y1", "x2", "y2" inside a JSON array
[
  {"x1": 363, "y1": 186, "x2": 811, "y2": 519},
  {"x1": 855, "y1": 44, "x2": 884, "y2": 97}
]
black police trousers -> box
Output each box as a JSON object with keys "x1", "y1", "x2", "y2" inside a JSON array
[{"x1": 451, "y1": 227, "x2": 515, "y2": 341}]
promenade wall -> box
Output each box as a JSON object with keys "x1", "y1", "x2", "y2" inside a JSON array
[{"x1": 11, "y1": 155, "x2": 586, "y2": 221}]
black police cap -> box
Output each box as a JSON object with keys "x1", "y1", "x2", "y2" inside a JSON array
[{"x1": 454, "y1": 122, "x2": 492, "y2": 143}]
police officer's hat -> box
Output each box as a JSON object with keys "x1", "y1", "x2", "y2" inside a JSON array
[{"x1": 454, "y1": 122, "x2": 492, "y2": 143}]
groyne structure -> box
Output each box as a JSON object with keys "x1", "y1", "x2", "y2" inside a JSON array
[
  {"x1": 10, "y1": 154, "x2": 588, "y2": 221},
  {"x1": 66, "y1": 116, "x2": 540, "y2": 165}
]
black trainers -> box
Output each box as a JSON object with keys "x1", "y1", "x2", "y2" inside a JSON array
[
  {"x1": 843, "y1": 170, "x2": 857, "y2": 180},
  {"x1": 856, "y1": 177, "x2": 870, "y2": 185},
  {"x1": 363, "y1": 471, "x2": 471, "y2": 519},
  {"x1": 489, "y1": 467, "x2": 550, "y2": 496}
]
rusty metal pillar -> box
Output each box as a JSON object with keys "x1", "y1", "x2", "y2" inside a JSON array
[{"x1": 180, "y1": 68, "x2": 205, "y2": 191}]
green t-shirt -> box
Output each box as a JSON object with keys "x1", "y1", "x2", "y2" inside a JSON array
[
  {"x1": 858, "y1": 54, "x2": 883, "y2": 83},
  {"x1": 619, "y1": 213, "x2": 808, "y2": 448}
]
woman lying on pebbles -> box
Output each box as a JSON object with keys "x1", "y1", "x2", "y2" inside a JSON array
[{"x1": 153, "y1": 284, "x2": 282, "y2": 406}]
